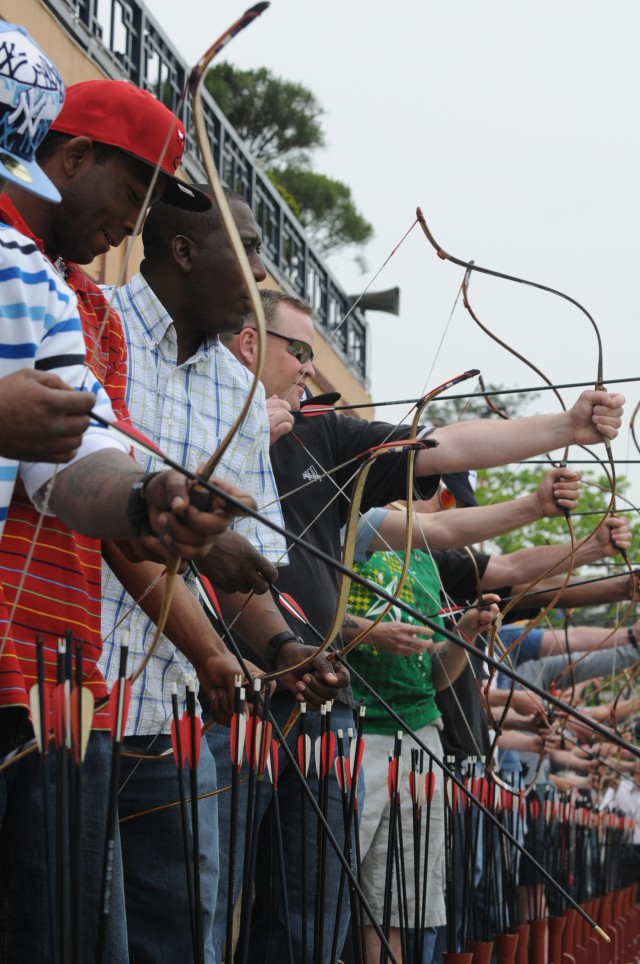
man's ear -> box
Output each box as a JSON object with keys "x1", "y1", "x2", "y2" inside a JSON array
[
  {"x1": 236, "y1": 326, "x2": 258, "y2": 367},
  {"x1": 61, "y1": 136, "x2": 94, "y2": 177},
  {"x1": 171, "y1": 234, "x2": 194, "y2": 273}
]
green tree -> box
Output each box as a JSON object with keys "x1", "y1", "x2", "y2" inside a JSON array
[
  {"x1": 474, "y1": 465, "x2": 635, "y2": 555},
  {"x1": 205, "y1": 63, "x2": 325, "y2": 167},
  {"x1": 205, "y1": 63, "x2": 373, "y2": 263},
  {"x1": 272, "y1": 167, "x2": 373, "y2": 258}
]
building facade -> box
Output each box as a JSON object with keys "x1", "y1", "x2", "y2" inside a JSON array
[{"x1": 2, "y1": 0, "x2": 373, "y2": 407}]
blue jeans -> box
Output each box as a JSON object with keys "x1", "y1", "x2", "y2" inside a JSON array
[
  {"x1": 208, "y1": 696, "x2": 361, "y2": 964},
  {"x1": 0, "y1": 708, "x2": 128, "y2": 963},
  {"x1": 408, "y1": 927, "x2": 439, "y2": 963},
  {"x1": 117, "y1": 733, "x2": 218, "y2": 963}
]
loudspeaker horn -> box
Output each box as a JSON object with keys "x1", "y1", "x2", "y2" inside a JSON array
[{"x1": 349, "y1": 287, "x2": 400, "y2": 316}]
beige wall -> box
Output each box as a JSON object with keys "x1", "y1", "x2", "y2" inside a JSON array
[{"x1": 2, "y1": 0, "x2": 373, "y2": 411}]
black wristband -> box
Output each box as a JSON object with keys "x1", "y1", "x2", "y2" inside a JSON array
[
  {"x1": 628, "y1": 627, "x2": 638, "y2": 649},
  {"x1": 263, "y1": 631, "x2": 300, "y2": 670},
  {"x1": 127, "y1": 472, "x2": 161, "y2": 537}
]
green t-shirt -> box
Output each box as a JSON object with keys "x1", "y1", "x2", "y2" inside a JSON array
[{"x1": 347, "y1": 550, "x2": 445, "y2": 735}]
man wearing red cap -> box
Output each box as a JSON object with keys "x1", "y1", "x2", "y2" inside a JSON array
[{"x1": 0, "y1": 70, "x2": 247, "y2": 963}]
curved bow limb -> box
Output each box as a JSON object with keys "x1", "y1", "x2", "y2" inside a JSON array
[
  {"x1": 132, "y1": 5, "x2": 271, "y2": 683},
  {"x1": 416, "y1": 206, "x2": 605, "y2": 378}
]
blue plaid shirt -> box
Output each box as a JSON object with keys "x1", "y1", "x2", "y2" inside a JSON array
[{"x1": 99, "y1": 272, "x2": 286, "y2": 735}]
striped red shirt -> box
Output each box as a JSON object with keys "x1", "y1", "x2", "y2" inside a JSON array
[{"x1": 0, "y1": 197, "x2": 132, "y2": 722}]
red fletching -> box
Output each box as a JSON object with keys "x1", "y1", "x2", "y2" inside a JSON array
[
  {"x1": 387, "y1": 756, "x2": 400, "y2": 802},
  {"x1": 299, "y1": 404, "x2": 335, "y2": 418},
  {"x1": 277, "y1": 592, "x2": 308, "y2": 624},
  {"x1": 320, "y1": 731, "x2": 336, "y2": 778},
  {"x1": 197, "y1": 574, "x2": 221, "y2": 617},
  {"x1": 530, "y1": 799, "x2": 540, "y2": 823},
  {"x1": 171, "y1": 713, "x2": 202, "y2": 769},
  {"x1": 258, "y1": 720, "x2": 273, "y2": 775},
  {"x1": 245, "y1": 716, "x2": 261, "y2": 770},
  {"x1": 270, "y1": 739, "x2": 279, "y2": 787},
  {"x1": 351, "y1": 737, "x2": 365, "y2": 782},
  {"x1": 425, "y1": 770, "x2": 437, "y2": 804},
  {"x1": 409, "y1": 770, "x2": 417, "y2": 805}
]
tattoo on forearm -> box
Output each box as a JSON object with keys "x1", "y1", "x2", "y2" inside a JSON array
[
  {"x1": 342, "y1": 615, "x2": 358, "y2": 630},
  {"x1": 56, "y1": 450, "x2": 137, "y2": 499}
]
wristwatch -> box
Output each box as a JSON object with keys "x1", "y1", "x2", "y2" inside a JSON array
[
  {"x1": 263, "y1": 631, "x2": 302, "y2": 671},
  {"x1": 127, "y1": 472, "x2": 160, "y2": 537}
]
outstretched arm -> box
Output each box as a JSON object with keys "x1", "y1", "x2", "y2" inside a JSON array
[
  {"x1": 416, "y1": 390, "x2": 624, "y2": 475},
  {"x1": 365, "y1": 467, "x2": 579, "y2": 552}
]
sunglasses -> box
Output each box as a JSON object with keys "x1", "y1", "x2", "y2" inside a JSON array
[{"x1": 266, "y1": 329, "x2": 314, "y2": 364}]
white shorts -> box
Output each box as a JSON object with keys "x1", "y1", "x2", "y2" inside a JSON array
[{"x1": 358, "y1": 722, "x2": 446, "y2": 928}]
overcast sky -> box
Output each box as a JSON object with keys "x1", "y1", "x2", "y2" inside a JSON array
[{"x1": 151, "y1": 0, "x2": 640, "y2": 510}]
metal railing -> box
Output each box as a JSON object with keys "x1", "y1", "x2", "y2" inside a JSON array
[{"x1": 43, "y1": 0, "x2": 368, "y2": 384}]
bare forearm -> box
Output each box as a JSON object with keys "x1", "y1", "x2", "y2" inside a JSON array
[
  {"x1": 482, "y1": 543, "x2": 577, "y2": 589},
  {"x1": 369, "y1": 494, "x2": 544, "y2": 553},
  {"x1": 539, "y1": 624, "x2": 638, "y2": 657},
  {"x1": 551, "y1": 749, "x2": 593, "y2": 774},
  {"x1": 510, "y1": 572, "x2": 637, "y2": 609},
  {"x1": 497, "y1": 731, "x2": 546, "y2": 752},
  {"x1": 420, "y1": 413, "x2": 573, "y2": 475},
  {"x1": 52, "y1": 450, "x2": 140, "y2": 539},
  {"x1": 103, "y1": 542, "x2": 229, "y2": 665},
  {"x1": 431, "y1": 638, "x2": 469, "y2": 690},
  {"x1": 216, "y1": 588, "x2": 293, "y2": 659}
]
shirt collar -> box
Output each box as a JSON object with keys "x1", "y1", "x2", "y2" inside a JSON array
[
  {"x1": 127, "y1": 271, "x2": 177, "y2": 349},
  {"x1": 128, "y1": 271, "x2": 217, "y2": 362}
]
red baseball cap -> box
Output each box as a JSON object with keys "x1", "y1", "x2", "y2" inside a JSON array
[{"x1": 50, "y1": 79, "x2": 211, "y2": 211}]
